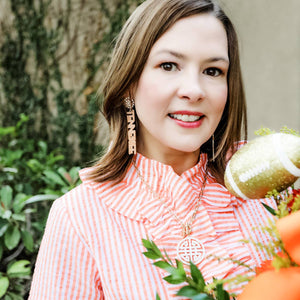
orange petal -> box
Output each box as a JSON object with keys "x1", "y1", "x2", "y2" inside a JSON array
[
  {"x1": 276, "y1": 210, "x2": 300, "y2": 265},
  {"x1": 238, "y1": 268, "x2": 300, "y2": 300}
]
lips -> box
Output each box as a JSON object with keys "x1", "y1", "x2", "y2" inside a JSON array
[
  {"x1": 168, "y1": 111, "x2": 205, "y2": 128},
  {"x1": 168, "y1": 111, "x2": 204, "y2": 122},
  {"x1": 169, "y1": 113, "x2": 203, "y2": 122}
]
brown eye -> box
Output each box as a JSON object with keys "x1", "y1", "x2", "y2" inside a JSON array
[
  {"x1": 204, "y1": 68, "x2": 222, "y2": 77},
  {"x1": 160, "y1": 62, "x2": 177, "y2": 71}
]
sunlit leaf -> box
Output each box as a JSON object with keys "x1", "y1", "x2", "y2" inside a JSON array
[
  {"x1": 7, "y1": 260, "x2": 31, "y2": 278},
  {"x1": 12, "y1": 193, "x2": 28, "y2": 214},
  {"x1": 43, "y1": 170, "x2": 67, "y2": 186},
  {"x1": 0, "y1": 277, "x2": 9, "y2": 298}
]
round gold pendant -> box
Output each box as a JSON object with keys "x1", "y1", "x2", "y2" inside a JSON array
[{"x1": 176, "y1": 236, "x2": 205, "y2": 264}]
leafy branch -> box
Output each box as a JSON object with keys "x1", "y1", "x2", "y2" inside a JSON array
[{"x1": 142, "y1": 238, "x2": 230, "y2": 300}]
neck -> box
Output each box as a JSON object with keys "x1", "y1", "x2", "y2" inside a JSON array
[{"x1": 138, "y1": 145, "x2": 200, "y2": 175}]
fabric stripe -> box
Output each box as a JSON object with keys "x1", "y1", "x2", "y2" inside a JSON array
[{"x1": 29, "y1": 152, "x2": 277, "y2": 299}]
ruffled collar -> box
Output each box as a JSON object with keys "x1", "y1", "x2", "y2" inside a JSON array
[{"x1": 79, "y1": 153, "x2": 245, "y2": 223}]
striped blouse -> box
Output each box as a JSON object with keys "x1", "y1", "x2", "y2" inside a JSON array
[{"x1": 29, "y1": 153, "x2": 276, "y2": 299}]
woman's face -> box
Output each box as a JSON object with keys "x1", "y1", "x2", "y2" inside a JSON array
[{"x1": 134, "y1": 13, "x2": 229, "y2": 161}]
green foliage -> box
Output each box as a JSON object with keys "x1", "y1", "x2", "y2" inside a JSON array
[
  {"x1": 0, "y1": 116, "x2": 81, "y2": 298},
  {"x1": 142, "y1": 238, "x2": 231, "y2": 300},
  {"x1": 0, "y1": 0, "x2": 142, "y2": 167},
  {"x1": 0, "y1": 1, "x2": 143, "y2": 297},
  {"x1": 255, "y1": 126, "x2": 300, "y2": 137}
]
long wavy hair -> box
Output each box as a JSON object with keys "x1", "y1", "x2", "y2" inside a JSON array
[{"x1": 87, "y1": 0, "x2": 247, "y2": 185}]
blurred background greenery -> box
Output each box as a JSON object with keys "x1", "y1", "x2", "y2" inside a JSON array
[
  {"x1": 0, "y1": 0, "x2": 299, "y2": 298},
  {"x1": 0, "y1": 0, "x2": 142, "y2": 298}
]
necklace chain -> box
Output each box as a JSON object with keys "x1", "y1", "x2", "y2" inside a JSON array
[{"x1": 133, "y1": 160, "x2": 208, "y2": 238}]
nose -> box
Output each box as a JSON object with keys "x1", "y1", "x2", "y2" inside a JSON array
[{"x1": 177, "y1": 71, "x2": 205, "y2": 102}]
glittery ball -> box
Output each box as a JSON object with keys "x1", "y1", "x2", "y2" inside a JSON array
[{"x1": 224, "y1": 133, "x2": 300, "y2": 199}]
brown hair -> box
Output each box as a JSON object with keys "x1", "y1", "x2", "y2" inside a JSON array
[{"x1": 87, "y1": 0, "x2": 247, "y2": 185}]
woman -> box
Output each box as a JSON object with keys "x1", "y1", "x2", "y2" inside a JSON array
[{"x1": 29, "y1": 0, "x2": 276, "y2": 299}]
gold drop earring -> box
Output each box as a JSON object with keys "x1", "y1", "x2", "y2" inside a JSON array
[{"x1": 124, "y1": 97, "x2": 136, "y2": 155}]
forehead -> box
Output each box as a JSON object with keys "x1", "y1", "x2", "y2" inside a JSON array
[{"x1": 149, "y1": 14, "x2": 228, "y2": 57}]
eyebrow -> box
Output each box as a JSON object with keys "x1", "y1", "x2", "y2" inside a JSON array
[{"x1": 153, "y1": 49, "x2": 229, "y2": 64}]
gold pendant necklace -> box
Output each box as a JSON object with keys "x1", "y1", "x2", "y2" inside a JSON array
[{"x1": 133, "y1": 159, "x2": 208, "y2": 264}]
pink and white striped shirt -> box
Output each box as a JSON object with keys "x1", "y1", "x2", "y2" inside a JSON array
[{"x1": 29, "y1": 153, "x2": 276, "y2": 299}]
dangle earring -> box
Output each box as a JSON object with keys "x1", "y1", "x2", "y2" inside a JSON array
[
  {"x1": 124, "y1": 97, "x2": 136, "y2": 155},
  {"x1": 212, "y1": 134, "x2": 215, "y2": 162}
]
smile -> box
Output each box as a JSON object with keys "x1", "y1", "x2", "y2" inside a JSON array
[{"x1": 169, "y1": 113, "x2": 203, "y2": 122}]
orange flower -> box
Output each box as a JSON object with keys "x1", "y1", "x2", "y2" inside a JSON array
[
  {"x1": 238, "y1": 210, "x2": 300, "y2": 300},
  {"x1": 238, "y1": 268, "x2": 300, "y2": 300}
]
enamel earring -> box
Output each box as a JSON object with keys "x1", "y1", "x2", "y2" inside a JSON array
[{"x1": 124, "y1": 97, "x2": 136, "y2": 155}]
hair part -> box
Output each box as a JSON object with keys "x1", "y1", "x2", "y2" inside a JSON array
[{"x1": 87, "y1": 0, "x2": 247, "y2": 185}]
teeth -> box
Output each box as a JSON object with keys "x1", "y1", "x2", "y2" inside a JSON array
[{"x1": 169, "y1": 114, "x2": 201, "y2": 122}]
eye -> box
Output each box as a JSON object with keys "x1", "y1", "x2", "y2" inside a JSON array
[
  {"x1": 160, "y1": 62, "x2": 178, "y2": 72},
  {"x1": 204, "y1": 67, "x2": 223, "y2": 77}
]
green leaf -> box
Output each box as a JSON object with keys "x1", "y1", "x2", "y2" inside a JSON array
[
  {"x1": 0, "y1": 126, "x2": 15, "y2": 136},
  {"x1": 4, "y1": 292, "x2": 23, "y2": 300},
  {"x1": 190, "y1": 262, "x2": 205, "y2": 290},
  {"x1": 191, "y1": 293, "x2": 213, "y2": 300},
  {"x1": 21, "y1": 230, "x2": 34, "y2": 252},
  {"x1": 142, "y1": 238, "x2": 153, "y2": 249},
  {"x1": 0, "y1": 186, "x2": 13, "y2": 209},
  {"x1": 0, "y1": 210, "x2": 12, "y2": 220},
  {"x1": 26, "y1": 159, "x2": 43, "y2": 172},
  {"x1": 69, "y1": 166, "x2": 80, "y2": 181},
  {"x1": 163, "y1": 275, "x2": 186, "y2": 284},
  {"x1": 25, "y1": 194, "x2": 58, "y2": 205},
  {"x1": 12, "y1": 213, "x2": 26, "y2": 222},
  {"x1": 38, "y1": 141, "x2": 47, "y2": 154},
  {"x1": 4, "y1": 225, "x2": 21, "y2": 250},
  {"x1": 0, "y1": 219, "x2": 9, "y2": 237},
  {"x1": 7, "y1": 260, "x2": 31, "y2": 278},
  {"x1": 142, "y1": 238, "x2": 163, "y2": 259},
  {"x1": 43, "y1": 170, "x2": 67, "y2": 186},
  {"x1": 150, "y1": 240, "x2": 163, "y2": 258},
  {"x1": 171, "y1": 259, "x2": 186, "y2": 279},
  {"x1": 153, "y1": 261, "x2": 173, "y2": 273},
  {"x1": 163, "y1": 249, "x2": 173, "y2": 265},
  {"x1": 156, "y1": 293, "x2": 161, "y2": 300},
  {"x1": 57, "y1": 167, "x2": 68, "y2": 181},
  {"x1": 177, "y1": 286, "x2": 199, "y2": 297},
  {"x1": 0, "y1": 277, "x2": 9, "y2": 298},
  {"x1": 12, "y1": 193, "x2": 28, "y2": 214},
  {"x1": 142, "y1": 250, "x2": 161, "y2": 260},
  {"x1": 261, "y1": 202, "x2": 276, "y2": 216},
  {"x1": 215, "y1": 283, "x2": 230, "y2": 300}
]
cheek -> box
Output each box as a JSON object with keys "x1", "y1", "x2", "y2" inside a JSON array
[{"x1": 213, "y1": 85, "x2": 228, "y2": 113}]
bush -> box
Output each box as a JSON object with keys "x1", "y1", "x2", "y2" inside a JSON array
[{"x1": 0, "y1": 115, "x2": 81, "y2": 299}]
